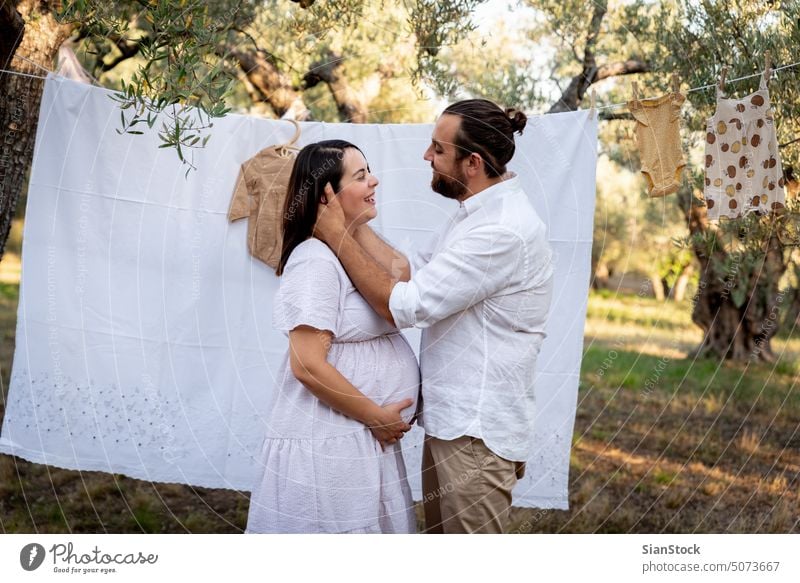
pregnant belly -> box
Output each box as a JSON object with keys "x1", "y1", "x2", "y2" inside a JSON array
[{"x1": 329, "y1": 333, "x2": 420, "y2": 423}]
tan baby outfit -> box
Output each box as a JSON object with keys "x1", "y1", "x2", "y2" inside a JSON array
[
  {"x1": 703, "y1": 72, "x2": 786, "y2": 220},
  {"x1": 628, "y1": 92, "x2": 687, "y2": 197},
  {"x1": 228, "y1": 122, "x2": 300, "y2": 269}
]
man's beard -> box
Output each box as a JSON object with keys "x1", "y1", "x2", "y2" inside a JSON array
[{"x1": 431, "y1": 168, "x2": 467, "y2": 200}]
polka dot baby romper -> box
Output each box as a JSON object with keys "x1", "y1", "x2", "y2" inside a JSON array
[{"x1": 704, "y1": 71, "x2": 786, "y2": 219}]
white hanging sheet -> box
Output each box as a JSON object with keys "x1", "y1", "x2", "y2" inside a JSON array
[{"x1": 0, "y1": 74, "x2": 597, "y2": 510}]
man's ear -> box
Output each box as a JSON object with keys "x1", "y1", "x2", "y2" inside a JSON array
[{"x1": 466, "y1": 152, "x2": 483, "y2": 177}]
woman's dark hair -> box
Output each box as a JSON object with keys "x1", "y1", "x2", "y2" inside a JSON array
[
  {"x1": 276, "y1": 139, "x2": 363, "y2": 275},
  {"x1": 442, "y1": 99, "x2": 527, "y2": 178}
]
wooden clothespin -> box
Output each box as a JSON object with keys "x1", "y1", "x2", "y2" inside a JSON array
[
  {"x1": 631, "y1": 81, "x2": 640, "y2": 101},
  {"x1": 718, "y1": 66, "x2": 728, "y2": 93},
  {"x1": 764, "y1": 50, "x2": 772, "y2": 83},
  {"x1": 590, "y1": 89, "x2": 596, "y2": 119},
  {"x1": 671, "y1": 72, "x2": 680, "y2": 94}
]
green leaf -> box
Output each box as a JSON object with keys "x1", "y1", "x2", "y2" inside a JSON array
[{"x1": 731, "y1": 284, "x2": 748, "y2": 309}]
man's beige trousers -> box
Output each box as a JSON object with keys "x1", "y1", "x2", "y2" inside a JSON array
[{"x1": 421, "y1": 435, "x2": 525, "y2": 534}]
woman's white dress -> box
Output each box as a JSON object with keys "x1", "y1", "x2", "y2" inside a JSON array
[{"x1": 246, "y1": 239, "x2": 420, "y2": 533}]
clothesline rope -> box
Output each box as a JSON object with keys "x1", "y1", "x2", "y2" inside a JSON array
[
  {"x1": 2, "y1": 60, "x2": 800, "y2": 114},
  {"x1": 596, "y1": 60, "x2": 800, "y2": 111},
  {"x1": 0, "y1": 67, "x2": 48, "y2": 80}
]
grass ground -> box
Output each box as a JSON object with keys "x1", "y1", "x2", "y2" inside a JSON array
[
  {"x1": 1, "y1": 223, "x2": 798, "y2": 532},
  {"x1": 508, "y1": 292, "x2": 800, "y2": 533}
]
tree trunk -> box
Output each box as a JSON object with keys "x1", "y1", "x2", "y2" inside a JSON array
[
  {"x1": 0, "y1": 1, "x2": 74, "y2": 261},
  {"x1": 305, "y1": 50, "x2": 368, "y2": 123},
  {"x1": 672, "y1": 263, "x2": 693, "y2": 302},
  {"x1": 650, "y1": 272, "x2": 665, "y2": 301},
  {"x1": 592, "y1": 261, "x2": 610, "y2": 290},
  {"x1": 0, "y1": 1, "x2": 24, "y2": 64},
  {"x1": 677, "y1": 182, "x2": 789, "y2": 362},
  {"x1": 229, "y1": 48, "x2": 312, "y2": 121},
  {"x1": 690, "y1": 227, "x2": 786, "y2": 363}
]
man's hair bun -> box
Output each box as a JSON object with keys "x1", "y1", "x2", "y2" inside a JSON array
[{"x1": 505, "y1": 108, "x2": 527, "y2": 135}]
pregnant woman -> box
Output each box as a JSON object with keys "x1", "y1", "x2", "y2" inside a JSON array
[{"x1": 246, "y1": 140, "x2": 420, "y2": 534}]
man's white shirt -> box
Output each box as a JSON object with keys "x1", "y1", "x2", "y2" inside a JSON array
[{"x1": 389, "y1": 176, "x2": 554, "y2": 462}]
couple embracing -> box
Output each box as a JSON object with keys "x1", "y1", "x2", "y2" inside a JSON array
[{"x1": 245, "y1": 98, "x2": 554, "y2": 534}]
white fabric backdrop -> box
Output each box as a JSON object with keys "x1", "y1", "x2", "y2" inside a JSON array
[{"x1": 0, "y1": 74, "x2": 597, "y2": 509}]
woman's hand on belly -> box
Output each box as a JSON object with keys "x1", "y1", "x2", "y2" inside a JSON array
[
  {"x1": 290, "y1": 326, "x2": 417, "y2": 449},
  {"x1": 366, "y1": 398, "x2": 415, "y2": 450}
]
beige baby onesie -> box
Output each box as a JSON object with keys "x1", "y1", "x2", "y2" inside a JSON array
[{"x1": 628, "y1": 92, "x2": 687, "y2": 197}]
